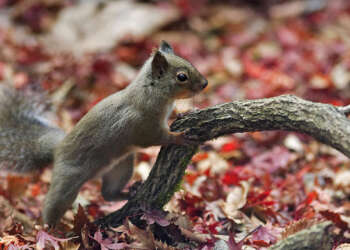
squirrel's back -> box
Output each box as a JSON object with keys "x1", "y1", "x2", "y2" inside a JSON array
[{"x1": 0, "y1": 85, "x2": 65, "y2": 173}]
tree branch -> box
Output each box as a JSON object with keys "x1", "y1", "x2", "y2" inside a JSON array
[
  {"x1": 269, "y1": 221, "x2": 333, "y2": 250},
  {"x1": 96, "y1": 95, "x2": 350, "y2": 227},
  {"x1": 338, "y1": 104, "x2": 350, "y2": 115}
]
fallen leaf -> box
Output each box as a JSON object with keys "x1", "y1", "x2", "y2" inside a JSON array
[{"x1": 36, "y1": 230, "x2": 76, "y2": 250}]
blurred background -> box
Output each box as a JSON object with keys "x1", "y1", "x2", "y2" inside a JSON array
[{"x1": 1, "y1": 0, "x2": 349, "y2": 123}]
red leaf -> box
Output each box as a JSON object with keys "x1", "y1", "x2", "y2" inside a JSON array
[
  {"x1": 251, "y1": 226, "x2": 277, "y2": 245},
  {"x1": 30, "y1": 184, "x2": 41, "y2": 197},
  {"x1": 320, "y1": 210, "x2": 348, "y2": 230},
  {"x1": 252, "y1": 240, "x2": 270, "y2": 247},
  {"x1": 305, "y1": 191, "x2": 318, "y2": 205},
  {"x1": 221, "y1": 141, "x2": 240, "y2": 153},
  {"x1": 247, "y1": 190, "x2": 271, "y2": 206},
  {"x1": 139, "y1": 152, "x2": 151, "y2": 162},
  {"x1": 185, "y1": 172, "x2": 200, "y2": 186},
  {"x1": 178, "y1": 194, "x2": 204, "y2": 219},
  {"x1": 221, "y1": 170, "x2": 241, "y2": 186},
  {"x1": 72, "y1": 205, "x2": 90, "y2": 235},
  {"x1": 87, "y1": 204, "x2": 104, "y2": 218},
  {"x1": 259, "y1": 200, "x2": 276, "y2": 206},
  {"x1": 192, "y1": 152, "x2": 209, "y2": 163},
  {"x1": 203, "y1": 168, "x2": 211, "y2": 177},
  {"x1": 16, "y1": 45, "x2": 48, "y2": 64},
  {"x1": 327, "y1": 99, "x2": 344, "y2": 106},
  {"x1": 92, "y1": 58, "x2": 113, "y2": 76},
  {"x1": 208, "y1": 221, "x2": 220, "y2": 234}
]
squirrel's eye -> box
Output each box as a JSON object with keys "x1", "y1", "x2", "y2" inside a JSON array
[{"x1": 177, "y1": 72, "x2": 188, "y2": 82}]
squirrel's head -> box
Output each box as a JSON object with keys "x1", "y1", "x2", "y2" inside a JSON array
[{"x1": 148, "y1": 41, "x2": 208, "y2": 99}]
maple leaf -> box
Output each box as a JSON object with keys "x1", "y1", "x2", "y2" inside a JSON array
[
  {"x1": 221, "y1": 140, "x2": 240, "y2": 153},
  {"x1": 224, "y1": 226, "x2": 263, "y2": 250},
  {"x1": 221, "y1": 168, "x2": 247, "y2": 186},
  {"x1": 192, "y1": 152, "x2": 209, "y2": 163},
  {"x1": 91, "y1": 229, "x2": 127, "y2": 250},
  {"x1": 246, "y1": 189, "x2": 273, "y2": 208},
  {"x1": 227, "y1": 233, "x2": 244, "y2": 250},
  {"x1": 36, "y1": 230, "x2": 76, "y2": 250},
  {"x1": 72, "y1": 204, "x2": 91, "y2": 235},
  {"x1": 320, "y1": 210, "x2": 348, "y2": 230},
  {"x1": 250, "y1": 225, "x2": 278, "y2": 246},
  {"x1": 126, "y1": 219, "x2": 157, "y2": 250}
]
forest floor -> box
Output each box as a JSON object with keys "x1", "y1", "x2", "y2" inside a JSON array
[{"x1": 0, "y1": 0, "x2": 350, "y2": 249}]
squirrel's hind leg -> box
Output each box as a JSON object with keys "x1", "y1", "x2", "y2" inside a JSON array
[
  {"x1": 43, "y1": 164, "x2": 93, "y2": 226},
  {"x1": 101, "y1": 154, "x2": 134, "y2": 201}
]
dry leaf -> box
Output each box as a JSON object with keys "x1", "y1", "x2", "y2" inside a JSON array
[{"x1": 335, "y1": 243, "x2": 350, "y2": 250}]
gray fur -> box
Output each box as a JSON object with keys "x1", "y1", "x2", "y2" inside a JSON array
[
  {"x1": 101, "y1": 154, "x2": 134, "y2": 201},
  {"x1": 0, "y1": 42, "x2": 207, "y2": 226},
  {"x1": 0, "y1": 85, "x2": 65, "y2": 173},
  {"x1": 44, "y1": 42, "x2": 207, "y2": 225}
]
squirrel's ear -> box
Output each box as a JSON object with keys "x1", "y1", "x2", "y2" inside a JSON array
[
  {"x1": 152, "y1": 51, "x2": 168, "y2": 78},
  {"x1": 159, "y1": 40, "x2": 174, "y2": 54}
]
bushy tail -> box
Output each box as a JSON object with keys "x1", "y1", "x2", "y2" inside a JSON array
[{"x1": 0, "y1": 85, "x2": 65, "y2": 173}]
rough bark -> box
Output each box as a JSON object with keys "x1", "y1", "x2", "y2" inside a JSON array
[
  {"x1": 96, "y1": 95, "x2": 350, "y2": 227},
  {"x1": 269, "y1": 221, "x2": 333, "y2": 250},
  {"x1": 212, "y1": 221, "x2": 333, "y2": 250}
]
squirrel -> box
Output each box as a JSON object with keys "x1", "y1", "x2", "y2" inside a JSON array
[{"x1": 0, "y1": 41, "x2": 208, "y2": 226}]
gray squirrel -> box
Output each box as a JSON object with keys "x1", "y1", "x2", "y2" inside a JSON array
[{"x1": 0, "y1": 41, "x2": 208, "y2": 226}]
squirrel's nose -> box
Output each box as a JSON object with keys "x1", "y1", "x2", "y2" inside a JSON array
[{"x1": 201, "y1": 79, "x2": 208, "y2": 89}]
